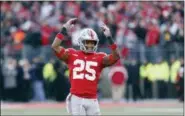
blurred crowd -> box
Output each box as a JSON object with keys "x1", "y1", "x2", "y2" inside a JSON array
[
  {"x1": 0, "y1": 57, "x2": 70, "y2": 102},
  {"x1": 102, "y1": 56, "x2": 184, "y2": 103},
  {"x1": 0, "y1": 55, "x2": 183, "y2": 102},
  {"x1": 0, "y1": 1, "x2": 184, "y2": 102},
  {"x1": 1, "y1": 1, "x2": 184, "y2": 62}
]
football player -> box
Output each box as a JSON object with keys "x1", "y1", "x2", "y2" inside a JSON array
[{"x1": 51, "y1": 18, "x2": 120, "y2": 115}]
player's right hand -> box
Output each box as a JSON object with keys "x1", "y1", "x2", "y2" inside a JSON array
[
  {"x1": 100, "y1": 23, "x2": 111, "y2": 37},
  {"x1": 63, "y1": 18, "x2": 78, "y2": 31}
]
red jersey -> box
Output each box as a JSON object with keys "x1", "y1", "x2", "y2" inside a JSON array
[{"x1": 63, "y1": 48, "x2": 106, "y2": 99}]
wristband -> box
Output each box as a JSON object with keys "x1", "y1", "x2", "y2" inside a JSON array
[
  {"x1": 56, "y1": 33, "x2": 64, "y2": 40},
  {"x1": 60, "y1": 27, "x2": 68, "y2": 36},
  {"x1": 107, "y1": 36, "x2": 114, "y2": 45},
  {"x1": 109, "y1": 44, "x2": 117, "y2": 50}
]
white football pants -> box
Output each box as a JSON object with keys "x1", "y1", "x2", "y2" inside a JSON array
[{"x1": 66, "y1": 93, "x2": 101, "y2": 116}]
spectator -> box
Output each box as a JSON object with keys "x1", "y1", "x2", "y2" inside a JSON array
[
  {"x1": 155, "y1": 57, "x2": 169, "y2": 99},
  {"x1": 22, "y1": 26, "x2": 42, "y2": 62},
  {"x1": 176, "y1": 57, "x2": 184, "y2": 102},
  {"x1": 16, "y1": 59, "x2": 25, "y2": 102},
  {"x1": 140, "y1": 59, "x2": 151, "y2": 99},
  {"x1": 40, "y1": 2, "x2": 54, "y2": 20},
  {"x1": 108, "y1": 60, "x2": 128, "y2": 102},
  {"x1": 43, "y1": 58, "x2": 57, "y2": 99},
  {"x1": 125, "y1": 58, "x2": 143, "y2": 101},
  {"x1": 0, "y1": 59, "x2": 4, "y2": 101},
  {"x1": 30, "y1": 57, "x2": 46, "y2": 101},
  {"x1": 133, "y1": 19, "x2": 147, "y2": 62},
  {"x1": 11, "y1": 28, "x2": 26, "y2": 59},
  {"x1": 2, "y1": 57, "x2": 23, "y2": 102},
  {"x1": 19, "y1": 59, "x2": 32, "y2": 102},
  {"x1": 40, "y1": 22, "x2": 56, "y2": 62},
  {"x1": 145, "y1": 20, "x2": 161, "y2": 62},
  {"x1": 134, "y1": 19, "x2": 147, "y2": 43},
  {"x1": 168, "y1": 56, "x2": 181, "y2": 98},
  {"x1": 53, "y1": 61, "x2": 70, "y2": 101}
]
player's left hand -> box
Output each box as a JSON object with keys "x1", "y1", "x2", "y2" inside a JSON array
[
  {"x1": 100, "y1": 23, "x2": 111, "y2": 37},
  {"x1": 63, "y1": 18, "x2": 78, "y2": 30}
]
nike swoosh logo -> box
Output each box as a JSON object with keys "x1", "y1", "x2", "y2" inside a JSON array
[{"x1": 72, "y1": 54, "x2": 78, "y2": 56}]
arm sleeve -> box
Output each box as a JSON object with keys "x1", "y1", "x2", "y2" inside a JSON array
[
  {"x1": 98, "y1": 52, "x2": 108, "y2": 68},
  {"x1": 54, "y1": 48, "x2": 66, "y2": 58},
  {"x1": 54, "y1": 48, "x2": 76, "y2": 64}
]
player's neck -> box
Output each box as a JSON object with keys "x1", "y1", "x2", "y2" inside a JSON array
[{"x1": 81, "y1": 50, "x2": 95, "y2": 55}]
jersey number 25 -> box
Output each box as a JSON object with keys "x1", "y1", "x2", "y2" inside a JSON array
[{"x1": 73, "y1": 59, "x2": 98, "y2": 81}]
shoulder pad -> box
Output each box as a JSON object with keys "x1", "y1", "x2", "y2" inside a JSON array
[
  {"x1": 66, "y1": 48, "x2": 76, "y2": 53},
  {"x1": 97, "y1": 52, "x2": 107, "y2": 56}
]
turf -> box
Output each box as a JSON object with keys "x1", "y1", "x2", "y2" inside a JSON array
[{"x1": 1, "y1": 100, "x2": 183, "y2": 115}]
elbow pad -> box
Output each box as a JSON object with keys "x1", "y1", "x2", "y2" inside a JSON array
[
  {"x1": 55, "y1": 48, "x2": 65, "y2": 58},
  {"x1": 108, "y1": 54, "x2": 117, "y2": 63}
]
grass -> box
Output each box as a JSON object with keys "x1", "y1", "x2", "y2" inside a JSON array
[{"x1": 1, "y1": 100, "x2": 183, "y2": 115}]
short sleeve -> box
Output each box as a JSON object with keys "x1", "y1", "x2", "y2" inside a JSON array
[
  {"x1": 65, "y1": 48, "x2": 76, "y2": 54},
  {"x1": 97, "y1": 52, "x2": 107, "y2": 68},
  {"x1": 64, "y1": 48, "x2": 76, "y2": 64},
  {"x1": 54, "y1": 48, "x2": 76, "y2": 63}
]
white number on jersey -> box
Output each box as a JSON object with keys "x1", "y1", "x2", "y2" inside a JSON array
[{"x1": 73, "y1": 59, "x2": 98, "y2": 81}]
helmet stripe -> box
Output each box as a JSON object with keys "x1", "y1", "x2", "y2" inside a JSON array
[{"x1": 90, "y1": 30, "x2": 94, "y2": 40}]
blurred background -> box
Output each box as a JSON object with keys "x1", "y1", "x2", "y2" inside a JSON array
[{"x1": 0, "y1": 1, "x2": 184, "y2": 115}]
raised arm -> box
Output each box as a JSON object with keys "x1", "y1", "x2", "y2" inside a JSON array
[
  {"x1": 51, "y1": 18, "x2": 77, "y2": 61},
  {"x1": 101, "y1": 24, "x2": 120, "y2": 67}
]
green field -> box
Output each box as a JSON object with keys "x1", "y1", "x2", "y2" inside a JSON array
[{"x1": 1, "y1": 100, "x2": 184, "y2": 115}]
